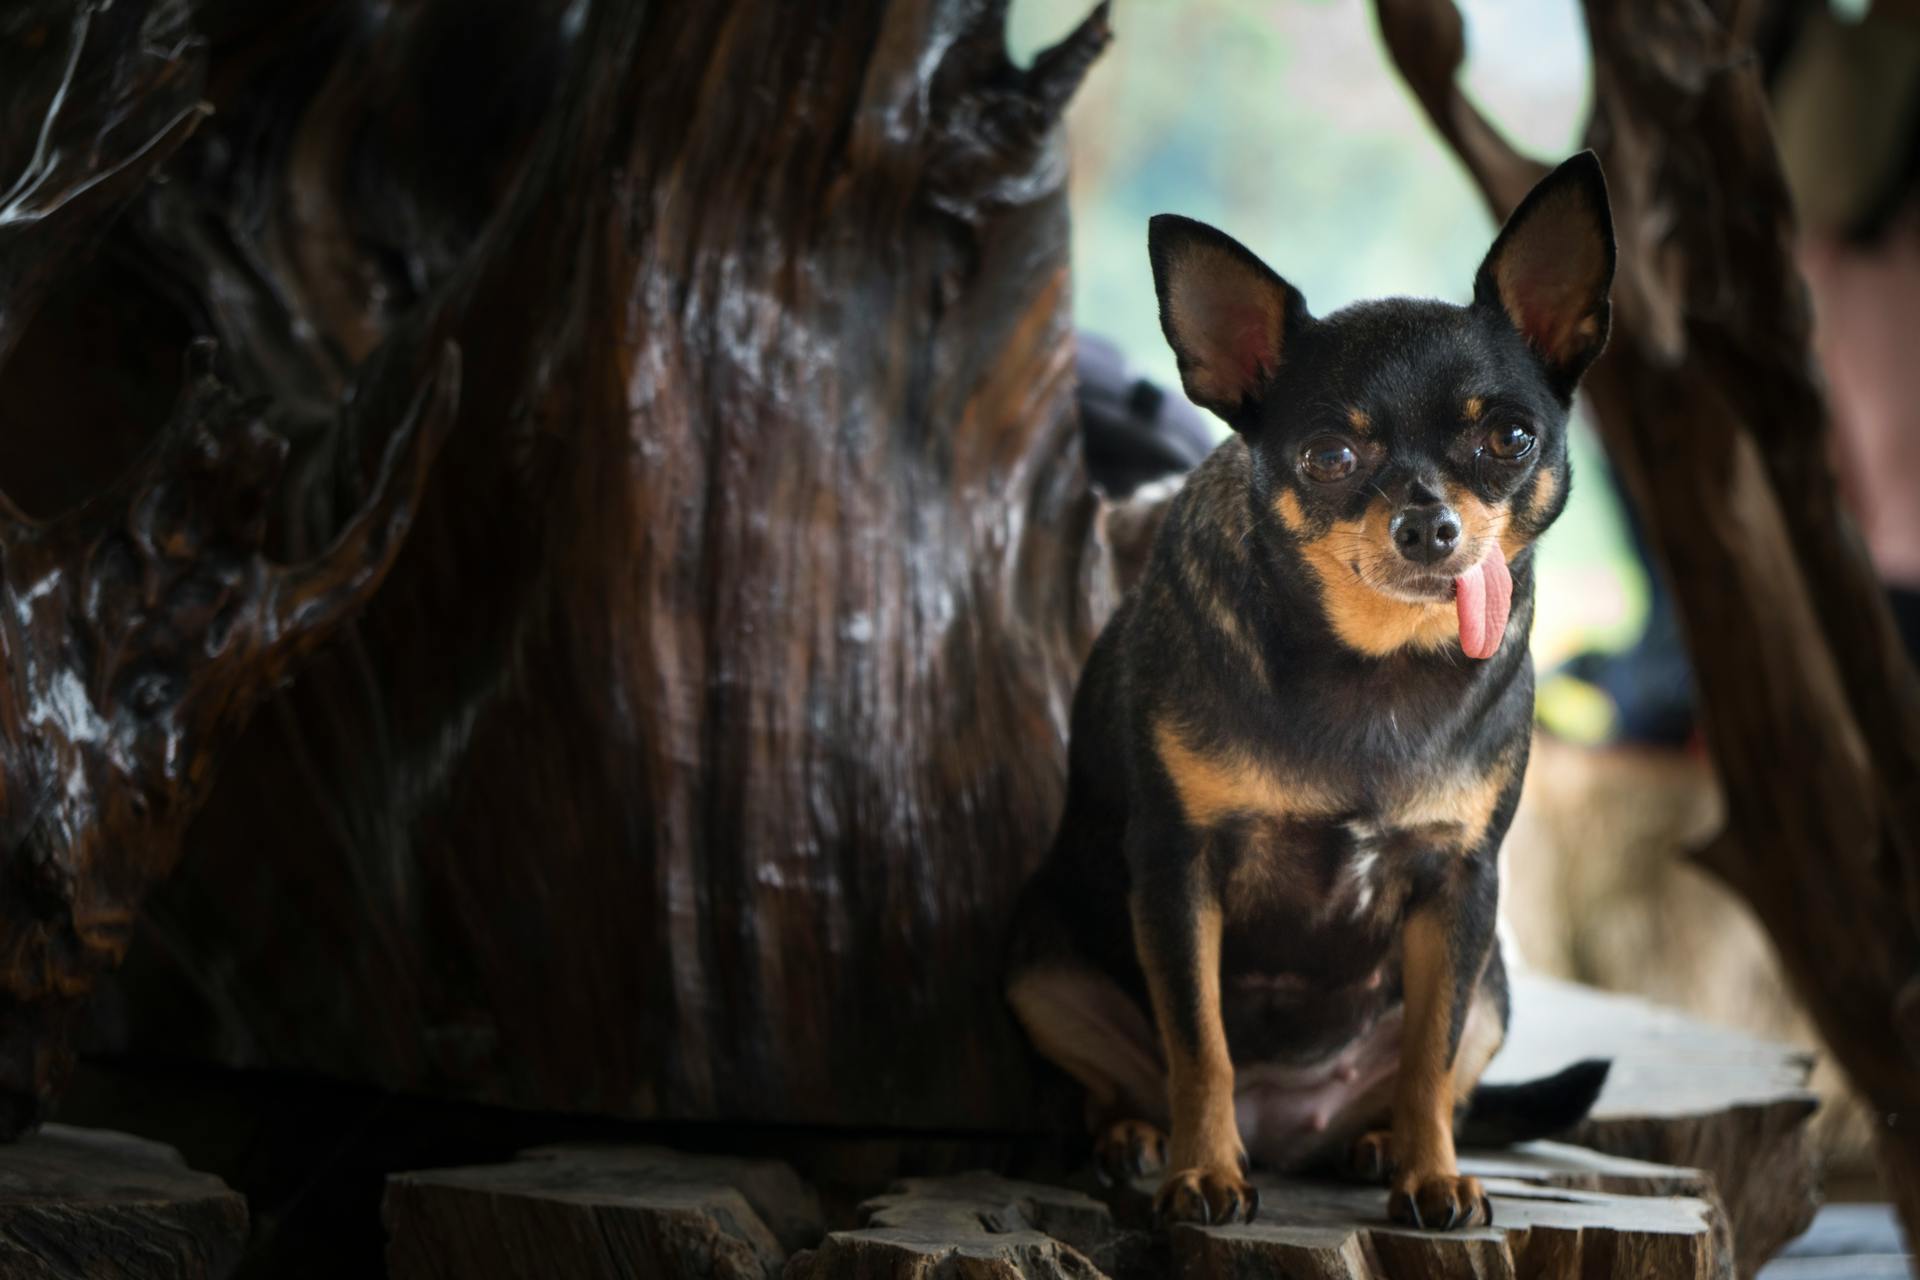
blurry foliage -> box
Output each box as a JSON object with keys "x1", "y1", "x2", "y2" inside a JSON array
[{"x1": 1011, "y1": 0, "x2": 1645, "y2": 662}]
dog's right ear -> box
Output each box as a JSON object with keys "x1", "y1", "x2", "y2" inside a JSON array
[{"x1": 1149, "y1": 215, "x2": 1309, "y2": 430}]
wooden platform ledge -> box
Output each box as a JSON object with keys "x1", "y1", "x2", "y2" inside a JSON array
[
  {"x1": 383, "y1": 980, "x2": 1819, "y2": 1280},
  {"x1": 0, "y1": 1125, "x2": 247, "y2": 1280},
  {"x1": 789, "y1": 1147, "x2": 1733, "y2": 1280}
]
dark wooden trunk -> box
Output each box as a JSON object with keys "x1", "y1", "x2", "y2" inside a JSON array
[
  {"x1": 26, "y1": 0, "x2": 1125, "y2": 1131},
  {"x1": 0, "y1": 0, "x2": 454, "y2": 1135}
]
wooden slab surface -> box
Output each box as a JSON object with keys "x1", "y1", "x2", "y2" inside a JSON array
[{"x1": 0, "y1": 1124, "x2": 247, "y2": 1280}]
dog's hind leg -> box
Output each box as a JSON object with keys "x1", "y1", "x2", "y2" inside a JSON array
[
  {"x1": 1007, "y1": 959, "x2": 1169, "y2": 1182},
  {"x1": 1007, "y1": 961, "x2": 1166, "y2": 1124}
]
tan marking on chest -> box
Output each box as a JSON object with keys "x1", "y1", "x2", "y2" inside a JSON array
[
  {"x1": 1389, "y1": 754, "x2": 1517, "y2": 850},
  {"x1": 1220, "y1": 817, "x2": 1325, "y2": 915},
  {"x1": 1154, "y1": 717, "x2": 1339, "y2": 829}
]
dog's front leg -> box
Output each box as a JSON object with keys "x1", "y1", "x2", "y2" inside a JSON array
[
  {"x1": 1390, "y1": 848, "x2": 1498, "y2": 1230},
  {"x1": 1131, "y1": 852, "x2": 1256, "y2": 1225}
]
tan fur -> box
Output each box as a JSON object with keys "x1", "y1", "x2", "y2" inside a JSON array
[
  {"x1": 1207, "y1": 595, "x2": 1269, "y2": 687},
  {"x1": 1462, "y1": 396, "x2": 1484, "y2": 423},
  {"x1": 1007, "y1": 965, "x2": 1167, "y2": 1124},
  {"x1": 1154, "y1": 716, "x2": 1338, "y2": 828},
  {"x1": 1294, "y1": 503, "x2": 1457, "y2": 655},
  {"x1": 1447, "y1": 487, "x2": 1500, "y2": 550},
  {"x1": 1346, "y1": 407, "x2": 1372, "y2": 435},
  {"x1": 1394, "y1": 752, "x2": 1517, "y2": 850},
  {"x1": 1449, "y1": 484, "x2": 1528, "y2": 567},
  {"x1": 1221, "y1": 820, "x2": 1315, "y2": 919},
  {"x1": 1134, "y1": 896, "x2": 1242, "y2": 1175},
  {"x1": 1274, "y1": 488, "x2": 1307, "y2": 534},
  {"x1": 1184, "y1": 545, "x2": 1269, "y2": 689},
  {"x1": 1526, "y1": 466, "x2": 1558, "y2": 521},
  {"x1": 1393, "y1": 911, "x2": 1459, "y2": 1180}
]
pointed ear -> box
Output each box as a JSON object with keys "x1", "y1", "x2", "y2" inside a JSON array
[
  {"x1": 1475, "y1": 151, "x2": 1616, "y2": 395},
  {"x1": 1149, "y1": 214, "x2": 1309, "y2": 428}
]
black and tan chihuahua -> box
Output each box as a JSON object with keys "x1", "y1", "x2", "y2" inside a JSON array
[{"x1": 1007, "y1": 153, "x2": 1616, "y2": 1232}]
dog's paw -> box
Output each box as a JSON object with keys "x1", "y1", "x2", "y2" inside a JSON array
[
  {"x1": 1094, "y1": 1119, "x2": 1168, "y2": 1186},
  {"x1": 1387, "y1": 1170, "x2": 1492, "y2": 1231},
  {"x1": 1341, "y1": 1130, "x2": 1396, "y2": 1184},
  {"x1": 1153, "y1": 1164, "x2": 1259, "y2": 1226}
]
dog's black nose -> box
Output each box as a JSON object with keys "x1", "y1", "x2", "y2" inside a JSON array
[{"x1": 1391, "y1": 502, "x2": 1460, "y2": 565}]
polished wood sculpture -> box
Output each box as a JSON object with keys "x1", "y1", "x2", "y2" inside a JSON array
[
  {"x1": 0, "y1": 1, "x2": 454, "y2": 1133},
  {"x1": 8, "y1": 0, "x2": 1129, "y2": 1132}
]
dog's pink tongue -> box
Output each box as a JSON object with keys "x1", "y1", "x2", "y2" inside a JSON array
[{"x1": 1454, "y1": 541, "x2": 1512, "y2": 661}]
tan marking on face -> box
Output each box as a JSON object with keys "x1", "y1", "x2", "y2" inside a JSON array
[
  {"x1": 1489, "y1": 466, "x2": 1558, "y2": 561},
  {"x1": 1347, "y1": 407, "x2": 1372, "y2": 435},
  {"x1": 1462, "y1": 396, "x2": 1483, "y2": 423},
  {"x1": 1133, "y1": 894, "x2": 1242, "y2": 1174},
  {"x1": 1295, "y1": 501, "x2": 1456, "y2": 656},
  {"x1": 1274, "y1": 488, "x2": 1308, "y2": 535},
  {"x1": 1526, "y1": 466, "x2": 1558, "y2": 519},
  {"x1": 1448, "y1": 488, "x2": 1499, "y2": 549},
  {"x1": 1393, "y1": 753, "x2": 1517, "y2": 850},
  {"x1": 1392, "y1": 910, "x2": 1459, "y2": 1180},
  {"x1": 1445, "y1": 484, "x2": 1526, "y2": 566},
  {"x1": 1154, "y1": 717, "x2": 1338, "y2": 828}
]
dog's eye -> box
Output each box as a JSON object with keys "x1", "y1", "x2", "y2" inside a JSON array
[
  {"x1": 1301, "y1": 437, "x2": 1357, "y2": 483},
  {"x1": 1485, "y1": 422, "x2": 1536, "y2": 460}
]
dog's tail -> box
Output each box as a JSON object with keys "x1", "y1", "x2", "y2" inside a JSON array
[{"x1": 1456, "y1": 1059, "x2": 1611, "y2": 1147}]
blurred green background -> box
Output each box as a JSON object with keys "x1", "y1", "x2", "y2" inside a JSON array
[{"x1": 1010, "y1": 0, "x2": 1643, "y2": 672}]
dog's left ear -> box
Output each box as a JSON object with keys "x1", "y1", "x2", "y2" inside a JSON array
[{"x1": 1475, "y1": 151, "x2": 1615, "y2": 396}]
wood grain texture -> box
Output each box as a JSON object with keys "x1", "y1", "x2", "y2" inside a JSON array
[
  {"x1": 0, "y1": 0, "x2": 457, "y2": 1135},
  {"x1": 16, "y1": 0, "x2": 1131, "y2": 1132},
  {"x1": 0, "y1": 1124, "x2": 247, "y2": 1279},
  {"x1": 1490, "y1": 976, "x2": 1818, "y2": 1277},
  {"x1": 1377, "y1": 0, "x2": 1920, "y2": 1253},
  {"x1": 788, "y1": 1153, "x2": 1728, "y2": 1280},
  {"x1": 385, "y1": 1145, "x2": 821, "y2": 1280}
]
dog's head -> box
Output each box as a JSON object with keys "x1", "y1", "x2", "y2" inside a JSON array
[{"x1": 1148, "y1": 153, "x2": 1614, "y2": 660}]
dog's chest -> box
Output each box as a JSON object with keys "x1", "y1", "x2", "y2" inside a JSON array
[
  {"x1": 1208, "y1": 759, "x2": 1512, "y2": 991},
  {"x1": 1212, "y1": 756, "x2": 1510, "y2": 911}
]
